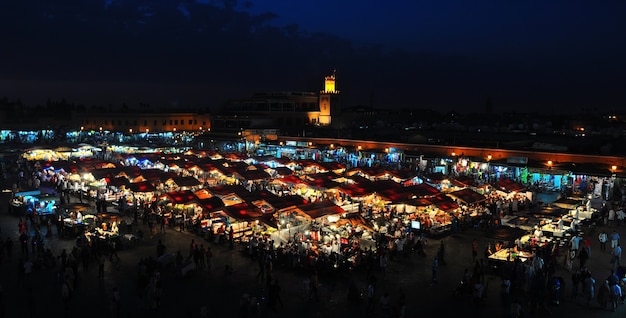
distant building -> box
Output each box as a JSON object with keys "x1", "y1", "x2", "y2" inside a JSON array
[
  {"x1": 73, "y1": 111, "x2": 211, "y2": 133},
  {"x1": 211, "y1": 71, "x2": 341, "y2": 134}
]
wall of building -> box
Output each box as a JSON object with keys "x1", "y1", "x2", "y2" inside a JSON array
[{"x1": 73, "y1": 112, "x2": 211, "y2": 133}]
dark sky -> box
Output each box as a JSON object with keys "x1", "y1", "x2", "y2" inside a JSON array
[{"x1": 1, "y1": 0, "x2": 625, "y2": 114}]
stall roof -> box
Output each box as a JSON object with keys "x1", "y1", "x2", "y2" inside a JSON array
[
  {"x1": 161, "y1": 190, "x2": 198, "y2": 205},
  {"x1": 303, "y1": 178, "x2": 341, "y2": 190},
  {"x1": 448, "y1": 188, "x2": 487, "y2": 205},
  {"x1": 170, "y1": 176, "x2": 202, "y2": 187},
  {"x1": 306, "y1": 171, "x2": 340, "y2": 181},
  {"x1": 347, "y1": 175, "x2": 372, "y2": 184},
  {"x1": 424, "y1": 172, "x2": 447, "y2": 183},
  {"x1": 196, "y1": 196, "x2": 225, "y2": 212},
  {"x1": 345, "y1": 167, "x2": 388, "y2": 178},
  {"x1": 222, "y1": 153, "x2": 249, "y2": 161},
  {"x1": 106, "y1": 176, "x2": 130, "y2": 188},
  {"x1": 335, "y1": 213, "x2": 375, "y2": 232},
  {"x1": 492, "y1": 178, "x2": 527, "y2": 192},
  {"x1": 237, "y1": 189, "x2": 279, "y2": 203},
  {"x1": 402, "y1": 197, "x2": 434, "y2": 207},
  {"x1": 91, "y1": 167, "x2": 123, "y2": 181},
  {"x1": 275, "y1": 175, "x2": 303, "y2": 184},
  {"x1": 272, "y1": 166, "x2": 294, "y2": 176},
  {"x1": 429, "y1": 194, "x2": 459, "y2": 212},
  {"x1": 378, "y1": 184, "x2": 423, "y2": 202},
  {"x1": 265, "y1": 194, "x2": 309, "y2": 210},
  {"x1": 140, "y1": 169, "x2": 178, "y2": 183},
  {"x1": 319, "y1": 161, "x2": 346, "y2": 171},
  {"x1": 234, "y1": 169, "x2": 271, "y2": 181},
  {"x1": 194, "y1": 189, "x2": 213, "y2": 199},
  {"x1": 270, "y1": 157, "x2": 293, "y2": 166},
  {"x1": 297, "y1": 159, "x2": 327, "y2": 170},
  {"x1": 366, "y1": 179, "x2": 401, "y2": 193},
  {"x1": 452, "y1": 175, "x2": 477, "y2": 187},
  {"x1": 208, "y1": 184, "x2": 248, "y2": 196},
  {"x1": 223, "y1": 202, "x2": 264, "y2": 220},
  {"x1": 298, "y1": 200, "x2": 345, "y2": 219},
  {"x1": 387, "y1": 169, "x2": 417, "y2": 181},
  {"x1": 118, "y1": 166, "x2": 143, "y2": 178},
  {"x1": 127, "y1": 181, "x2": 156, "y2": 193},
  {"x1": 412, "y1": 183, "x2": 441, "y2": 197},
  {"x1": 337, "y1": 183, "x2": 374, "y2": 197}
]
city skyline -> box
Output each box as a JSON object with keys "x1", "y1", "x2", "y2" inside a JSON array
[{"x1": 1, "y1": 1, "x2": 625, "y2": 114}]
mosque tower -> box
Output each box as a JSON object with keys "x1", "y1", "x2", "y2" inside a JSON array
[{"x1": 318, "y1": 69, "x2": 339, "y2": 126}]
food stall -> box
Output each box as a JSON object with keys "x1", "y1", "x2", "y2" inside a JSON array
[{"x1": 10, "y1": 190, "x2": 59, "y2": 217}]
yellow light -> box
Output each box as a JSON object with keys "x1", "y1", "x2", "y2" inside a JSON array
[
  {"x1": 385, "y1": 148, "x2": 389, "y2": 153},
  {"x1": 173, "y1": 127, "x2": 177, "y2": 132},
  {"x1": 330, "y1": 144, "x2": 334, "y2": 148},
  {"x1": 146, "y1": 129, "x2": 149, "y2": 133},
  {"x1": 308, "y1": 142, "x2": 312, "y2": 146},
  {"x1": 357, "y1": 145, "x2": 362, "y2": 150},
  {"x1": 547, "y1": 160, "x2": 552, "y2": 166},
  {"x1": 451, "y1": 152, "x2": 456, "y2": 157},
  {"x1": 129, "y1": 129, "x2": 133, "y2": 133},
  {"x1": 487, "y1": 154, "x2": 492, "y2": 161},
  {"x1": 612, "y1": 165, "x2": 617, "y2": 171}
]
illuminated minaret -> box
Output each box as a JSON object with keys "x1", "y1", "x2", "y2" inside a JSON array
[{"x1": 318, "y1": 69, "x2": 339, "y2": 126}]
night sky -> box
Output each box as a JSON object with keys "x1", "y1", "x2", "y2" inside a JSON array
[{"x1": 1, "y1": 0, "x2": 625, "y2": 114}]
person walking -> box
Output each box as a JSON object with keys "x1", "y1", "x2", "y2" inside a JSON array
[
  {"x1": 432, "y1": 255, "x2": 439, "y2": 283},
  {"x1": 98, "y1": 252, "x2": 105, "y2": 279},
  {"x1": 612, "y1": 243, "x2": 622, "y2": 272},
  {"x1": 156, "y1": 239, "x2": 166, "y2": 258},
  {"x1": 571, "y1": 269, "x2": 582, "y2": 299},
  {"x1": 611, "y1": 281, "x2": 623, "y2": 311},
  {"x1": 578, "y1": 246, "x2": 589, "y2": 269},
  {"x1": 484, "y1": 241, "x2": 494, "y2": 260},
  {"x1": 584, "y1": 271, "x2": 596, "y2": 307},
  {"x1": 472, "y1": 238, "x2": 478, "y2": 263},
  {"x1": 610, "y1": 230, "x2": 620, "y2": 250},
  {"x1": 366, "y1": 276, "x2": 376, "y2": 311},
  {"x1": 597, "y1": 279, "x2": 611, "y2": 310},
  {"x1": 582, "y1": 237, "x2": 591, "y2": 257},
  {"x1": 599, "y1": 230, "x2": 608, "y2": 252},
  {"x1": 109, "y1": 286, "x2": 121, "y2": 318},
  {"x1": 205, "y1": 246, "x2": 213, "y2": 272},
  {"x1": 438, "y1": 240, "x2": 446, "y2": 266},
  {"x1": 109, "y1": 239, "x2": 120, "y2": 262}
]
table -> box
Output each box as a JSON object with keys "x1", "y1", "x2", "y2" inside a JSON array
[{"x1": 488, "y1": 248, "x2": 534, "y2": 263}]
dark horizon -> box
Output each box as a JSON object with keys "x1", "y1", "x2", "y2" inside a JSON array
[{"x1": 1, "y1": 1, "x2": 625, "y2": 114}]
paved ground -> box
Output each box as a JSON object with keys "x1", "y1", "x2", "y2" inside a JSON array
[{"x1": 0, "y1": 194, "x2": 625, "y2": 318}]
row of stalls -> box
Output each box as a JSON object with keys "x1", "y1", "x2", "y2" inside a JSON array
[{"x1": 18, "y1": 148, "x2": 599, "y2": 260}]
